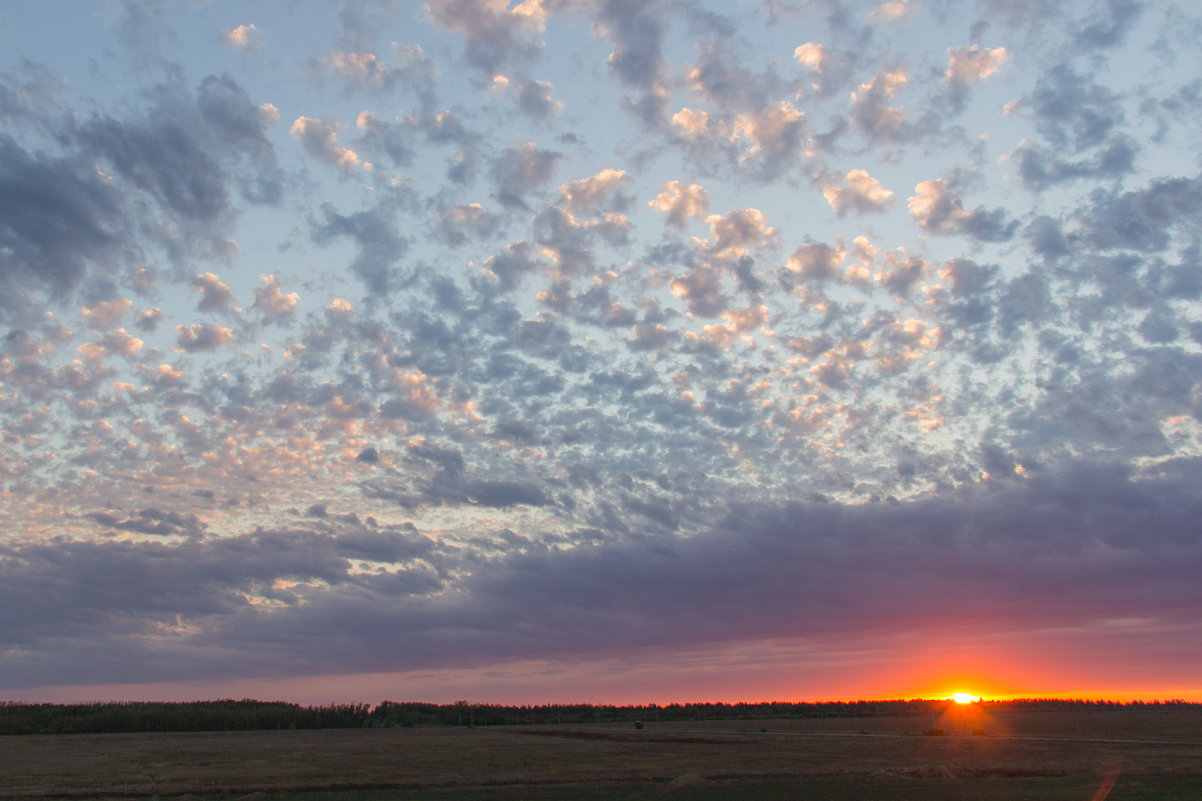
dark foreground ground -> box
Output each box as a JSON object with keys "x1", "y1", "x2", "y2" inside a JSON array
[{"x1": 2, "y1": 704, "x2": 1200, "y2": 800}]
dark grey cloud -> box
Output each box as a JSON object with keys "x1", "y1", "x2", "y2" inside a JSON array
[
  {"x1": 88, "y1": 508, "x2": 206, "y2": 538},
  {"x1": 109, "y1": 0, "x2": 174, "y2": 56},
  {"x1": 1074, "y1": 0, "x2": 1144, "y2": 50},
  {"x1": 79, "y1": 74, "x2": 283, "y2": 224},
  {"x1": 1025, "y1": 215, "x2": 1070, "y2": 260},
  {"x1": 81, "y1": 113, "x2": 224, "y2": 220},
  {"x1": 195, "y1": 74, "x2": 285, "y2": 204},
  {"x1": 686, "y1": 40, "x2": 778, "y2": 112},
  {"x1": 424, "y1": 0, "x2": 546, "y2": 77},
  {"x1": 908, "y1": 179, "x2": 1017, "y2": 242},
  {"x1": 4, "y1": 460, "x2": 1200, "y2": 687},
  {"x1": 1024, "y1": 64, "x2": 1125, "y2": 152},
  {"x1": 516, "y1": 79, "x2": 562, "y2": 120},
  {"x1": 482, "y1": 240, "x2": 548, "y2": 290},
  {"x1": 309, "y1": 201, "x2": 411, "y2": 294},
  {"x1": 362, "y1": 440, "x2": 550, "y2": 512},
  {"x1": 0, "y1": 69, "x2": 281, "y2": 321},
  {"x1": 532, "y1": 206, "x2": 597, "y2": 276},
  {"x1": 191, "y1": 272, "x2": 236, "y2": 313},
  {"x1": 1076, "y1": 174, "x2": 1202, "y2": 253},
  {"x1": 175, "y1": 323, "x2": 234, "y2": 352},
  {"x1": 0, "y1": 517, "x2": 443, "y2": 686},
  {"x1": 849, "y1": 69, "x2": 910, "y2": 142},
  {"x1": 336, "y1": 0, "x2": 402, "y2": 51},
  {"x1": 1013, "y1": 134, "x2": 1137, "y2": 190},
  {"x1": 432, "y1": 202, "x2": 502, "y2": 246},
  {"x1": 1010, "y1": 62, "x2": 1141, "y2": 193},
  {"x1": 670, "y1": 264, "x2": 728, "y2": 316},
  {"x1": 489, "y1": 141, "x2": 562, "y2": 209},
  {"x1": 0, "y1": 135, "x2": 122, "y2": 312},
  {"x1": 354, "y1": 113, "x2": 414, "y2": 168},
  {"x1": 592, "y1": 0, "x2": 668, "y2": 91}
]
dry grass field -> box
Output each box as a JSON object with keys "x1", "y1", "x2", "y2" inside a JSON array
[{"x1": 2, "y1": 704, "x2": 1200, "y2": 800}]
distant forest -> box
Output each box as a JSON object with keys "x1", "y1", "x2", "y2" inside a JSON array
[{"x1": 1, "y1": 698, "x2": 1194, "y2": 735}]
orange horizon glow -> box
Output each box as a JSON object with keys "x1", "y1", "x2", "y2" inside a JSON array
[
  {"x1": 946, "y1": 692, "x2": 982, "y2": 704},
  {"x1": 3, "y1": 637, "x2": 1201, "y2": 707},
  {"x1": 3, "y1": 678, "x2": 1201, "y2": 707}
]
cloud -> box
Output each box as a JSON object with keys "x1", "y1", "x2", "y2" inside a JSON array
[
  {"x1": 793, "y1": 42, "x2": 824, "y2": 70},
  {"x1": 482, "y1": 239, "x2": 547, "y2": 290},
  {"x1": 628, "y1": 322, "x2": 673, "y2": 352},
  {"x1": 433, "y1": 203, "x2": 502, "y2": 246},
  {"x1": 729, "y1": 101, "x2": 806, "y2": 176},
  {"x1": 136, "y1": 307, "x2": 165, "y2": 332},
  {"x1": 0, "y1": 135, "x2": 122, "y2": 310},
  {"x1": 309, "y1": 201, "x2": 410, "y2": 294},
  {"x1": 849, "y1": 70, "x2": 908, "y2": 141},
  {"x1": 558, "y1": 168, "x2": 630, "y2": 215},
  {"x1": 424, "y1": 0, "x2": 547, "y2": 76},
  {"x1": 4, "y1": 0, "x2": 1202, "y2": 702},
  {"x1": 793, "y1": 41, "x2": 853, "y2": 96},
  {"x1": 8, "y1": 459, "x2": 1199, "y2": 688},
  {"x1": 291, "y1": 116, "x2": 364, "y2": 170},
  {"x1": 1074, "y1": 0, "x2": 1144, "y2": 50},
  {"x1": 945, "y1": 45, "x2": 1007, "y2": 86},
  {"x1": 318, "y1": 45, "x2": 439, "y2": 100},
  {"x1": 787, "y1": 240, "x2": 845, "y2": 284},
  {"x1": 908, "y1": 179, "x2": 1017, "y2": 242},
  {"x1": 670, "y1": 264, "x2": 728, "y2": 316},
  {"x1": 703, "y1": 207, "x2": 777, "y2": 259},
  {"x1": 686, "y1": 40, "x2": 776, "y2": 112},
  {"x1": 648, "y1": 180, "x2": 709, "y2": 228},
  {"x1": 191, "y1": 272, "x2": 236, "y2": 312},
  {"x1": 516, "y1": 78, "x2": 563, "y2": 119},
  {"x1": 867, "y1": 0, "x2": 911, "y2": 23},
  {"x1": 582, "y1": 0, "x2": 672, "y2": 127},
  {"x1": 532, "y1": 206, "x2": 599, "y2": 277},
  {"x1": 875, "y1": 251, "x2": 926, "y2": 297},
  {"x1": 175, "y1": 323, "x2": 235, "y2": 351},
  {"x1": 938, "y1": 257, "x2": 997, "y2": 297},
  {"x1": 1012, "y1": 134, "x2": 1138, "y2": 190},
  {"x1": 592, "y1": 0, "x2": 666, "y2": 90},
  {"x1": 80, "y1": 298, "x2": 133, "y2": 329},
  {"x1": 251, "y1": 274, "x2": 298, "y2": 322},
  {"x1": 1074, "y1": 174, "x2": 1202, "y2": 253},
  {"x1": 1021, "y1": 64, "x2": 1124, "y2": 151},
  {"x1": 354, "y1": 111, "x2": 416, "y2": 168},
  {"x1": 77, "y1": 74, "x2": 281, "y2": 227},
  {"x1": 0, "y1": 72, "x2": 284, "y2": 315},
  {"x1": 671, "y1": 107, "x2": 709, "y2": 138},
  {"x1": 194, "y1": 75, "x2": 285, "y2": 204},
  {"x1": 109, "y1": 0, "x2": 174, "y2": 55},
  {"x1": 88, "y1": 507, "x2": 206, "y2": 538},
  {"x1": 222, "y1": 23, "x2": 260, "y2": 53},
  {"x1": 489, "y1": 141, "x2": 562, "y2": 209},
  {"x1": 97, "y1": 328, "x2": 144, "y2": 358},
  {"x1": 822, "y1": 169, "x2": 894, "y2": 216}
]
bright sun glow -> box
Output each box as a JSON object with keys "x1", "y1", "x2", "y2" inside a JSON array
[{"x1": 947, "y1": 692, "x2": 981, "y2": 704}]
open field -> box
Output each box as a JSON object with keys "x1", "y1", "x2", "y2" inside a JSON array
[{"x1": 2, "y1": 704, "x2": 1200, "y2": 800}]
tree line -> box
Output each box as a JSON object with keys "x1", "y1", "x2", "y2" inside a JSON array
[{"x1": 0, "y1": 697, "x2": 1193, "y2": 735}]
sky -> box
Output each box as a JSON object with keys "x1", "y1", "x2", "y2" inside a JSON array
[{"x1": 2, "y1": 0, "x2": 1202, "y2": 705}]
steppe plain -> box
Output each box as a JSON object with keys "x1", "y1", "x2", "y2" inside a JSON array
[{"x1": 3, "y1": 703, "x2": 1201, "y2": 800}]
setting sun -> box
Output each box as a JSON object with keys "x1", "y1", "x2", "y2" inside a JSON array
[{"x1": 947, "y1": 692, "x2": 981, "y2": 704}]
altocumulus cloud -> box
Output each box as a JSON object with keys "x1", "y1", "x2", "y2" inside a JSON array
[{"x1": 1, "y1": 0, "x2": 1201, "y2": 700}]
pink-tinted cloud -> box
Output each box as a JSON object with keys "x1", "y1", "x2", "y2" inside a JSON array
[{"x1": 823, "y1": 169, "x2": 894, "y2": 216}]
